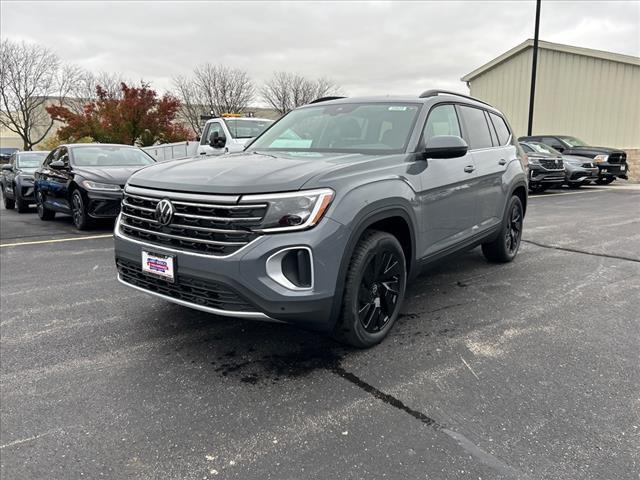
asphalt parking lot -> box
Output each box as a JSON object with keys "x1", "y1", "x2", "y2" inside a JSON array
[{"x1": 1, "y1": 185, "x2": 639, "y2": 480}]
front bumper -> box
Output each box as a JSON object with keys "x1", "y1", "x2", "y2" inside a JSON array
[
  {"x1": 17, "y1": 182, "x2": 35, "y2": 202},
  {"x1": 87, "y1": 190, "x2": 123, "y2": 218},
  {"x1": 598, "y1": 162, "x2": 628, "y2": 179},
  {"x1": 566, "y1": 167, "x2": 599, "y2": 183},
  {"x1": 529, "y1": 167, "x2": 565, "y2": 184},
  {"x1": 114, "y1": 214, "x2": 349, "y2": 331}
]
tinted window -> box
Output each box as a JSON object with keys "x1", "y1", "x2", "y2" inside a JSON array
[
  {"x1": 422, "y1": 104, "x2": 461, "y2": 144},
  {"x1": 489, "y1": 113, "x2": 511, "y2": 146},
  {"x1": 43, "y1": 149, "x2": 58, "y2": 166},
  {"x1": 542, "y1": 137, "x2": 565, "y2": 150},
  {"x1": 459, "y1": 106, "x2": 492, "y2": 149},
  {"x1": 249, "y1": 103, "x2": 420, "y2": 153},
  {"x1": 225, "y1": 119, "x2": 273, "y2": 139},
  {"x1": 520, "y1": 143, "x2": 534, "y2": 153}
]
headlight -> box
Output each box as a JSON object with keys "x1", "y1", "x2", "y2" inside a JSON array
[
  {"x1": 528, "y1": 157, "x2": 541, "y2": 165},
  {"x1": 594, "y1": 155, "x2": 609, "y2": 164},
  {"x1": 240, "y1": 189, "x2": 334, "y2": 232},
  {"x1": 81, "y1": 180, "x2": 121, "y2": 192}
]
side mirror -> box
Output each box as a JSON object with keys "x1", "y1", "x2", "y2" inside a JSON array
[
  {"x1": 1, "y1": 164, "x2": 13, "y2": 172},
  {"x1": 49, "y1": 160, "x2": 67, "y2": 170},
  {"x1": 209, "y1": 131, "x2": 226, "y2": 148},
  {"x1": 423, "y1": 135, "x2": 468, "y2": 159}
]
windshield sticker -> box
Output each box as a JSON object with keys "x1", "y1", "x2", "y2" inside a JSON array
[
  {"x1": 388, "y1": 106, "x2": 408, "y2": 111},
  {"x1": 269, "y1": 139, "x2": 314, "y2": 148}
]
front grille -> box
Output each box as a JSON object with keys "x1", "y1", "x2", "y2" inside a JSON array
[
  {"x1": 539, "y1": 158, "x2": 564, "y2": 170},
  {"x1": 607, "y1": 153, "x2": 626, "y2": 164},
  {"x1": 119, "y1": 187, "x2": 266, "y2": 256},
  {"x1": 117, "y1": 258, "x2": 258, "y2": 312}
]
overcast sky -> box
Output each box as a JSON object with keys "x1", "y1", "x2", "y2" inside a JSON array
[{"x1": 2, "y1": 1, "x2": 639, "y2": 103}]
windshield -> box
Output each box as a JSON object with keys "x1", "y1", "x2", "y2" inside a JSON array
[
  {"x1": 72, "y1": 146, "x2": 155, "y2": 167},
  {"x1": 248, "y1": 102, "x2": 421, "y2": 154},
  {"x1": 559, "y1": 136, "x2": 587, "y2": 147},
  {"x1": 17, "y1": 152, "x2": 48, "y2": 168},
  {"x1": 529, "y1": 142, "x2": 560, "y2": 155},
  {"x1": 225, "y1": 119, "x2": 274, "y2": 139}
]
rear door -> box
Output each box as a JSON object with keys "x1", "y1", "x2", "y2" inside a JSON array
[{"x1": 418, "y1": 103, "x2": 479, "y2": 258}]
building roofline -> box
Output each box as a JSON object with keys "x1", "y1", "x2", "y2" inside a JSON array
[{"x1": 461, "y1": 39, "x2": 640, "y2": 82}]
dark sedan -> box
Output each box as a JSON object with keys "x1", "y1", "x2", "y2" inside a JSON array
[
  {"x1": 1, "y1": 150, "x2": 49, "y2": 212},
  {"x1": 34, "y1": 144, "x2": 155, "y2": 230},
  {"x1": 518, "y1": 135, "x2": 628, "y2": 184}
]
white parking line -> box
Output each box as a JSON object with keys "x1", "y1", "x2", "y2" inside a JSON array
[
  {"x1": 529, "y1": 189, "x2": 608, "y2": 198},
  {"x1": 0, "y1": 234, "x2": 113, "y2": 248}
]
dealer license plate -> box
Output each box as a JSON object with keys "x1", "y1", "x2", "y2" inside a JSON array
[{"x1": 142, "y1": 251, "x2": 175, "y2": 282}]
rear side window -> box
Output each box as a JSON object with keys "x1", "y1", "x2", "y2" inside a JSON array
[
  {"x1": 458, "y1": 105, "x2": 492, "y2": 150},
  {"x1": 489, "y1": 113, "x2": 511, "y2": 146},
  {"x1": 422, "y1": 104, "x2": 461, "y2": 145}
]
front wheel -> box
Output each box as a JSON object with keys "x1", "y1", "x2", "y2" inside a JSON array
[
  {"x1": 482, "y1": 195, "x2": 524, "y2": 263},
  {"x1": 36, "y1": 190, "x2": 55, "y2": 220},
  {"x1": 2, "y1": 184, "x2": 15, "y2": 210},
  {"x1": 71, "y1": 190, "x2": 92, "y2": 230},
  {"x1": 333, "y1": 230, "x2": 407, "y2": 348},
  {"x1": 596, "y1": 176, "x2": 615, "y2": 185},
  {"x1": 14, "y1": 187, "x2": 29, "y2": 213}
]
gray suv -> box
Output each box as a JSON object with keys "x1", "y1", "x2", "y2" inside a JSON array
[{"x1": 114, "y1": 91, "x2": 527, "y2": 347}]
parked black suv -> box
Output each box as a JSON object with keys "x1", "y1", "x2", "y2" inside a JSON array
[
  {"x1": 114, "y1": 91, "x2": 528, "y2": 347},
  {"x1": 518, "y1": 135, "x2": 628, "y2": 184}
]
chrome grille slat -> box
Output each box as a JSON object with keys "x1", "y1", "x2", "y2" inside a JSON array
[{"x1": 120, "y1": 187, "x2": 265, "y2": 256}]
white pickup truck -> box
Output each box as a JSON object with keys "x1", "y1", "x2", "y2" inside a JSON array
[{"x1": 197, "y1": 116, "x2": 274, "y2": 156}]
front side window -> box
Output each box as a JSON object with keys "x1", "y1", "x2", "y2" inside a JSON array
[
  {"x1": 225, "y1": 119, "x2": 273, "y2": 139},
  {"x1": 248, "y1": 102, "x2": 421, "y2": 154},
  {"x1": 489, "y1": 113, "x2": 511, "y2": 146},
  {"x1": 422, "y1": 104, "x2": 461, "y2": 145},
  {"x1": 203, "y1": 122, "x2": 223, "y2": 145},
  {"x1": 458, "y1": 105, "x2": 493, "y2": 150},
  {"x1": 71, "y1": 146, "x2": 155, "y2": 167},
  {"x1": 17, "y1": 152, "x2": 48, "y2": 168}
]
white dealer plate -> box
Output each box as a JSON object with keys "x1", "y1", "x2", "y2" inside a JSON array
[{"x1": 142, "y1": 251, "x2": 175, "y2": 282}]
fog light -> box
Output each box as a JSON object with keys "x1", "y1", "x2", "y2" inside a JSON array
[{"x1": 266, "y1": 247, "x2": 314, "y2": 290}]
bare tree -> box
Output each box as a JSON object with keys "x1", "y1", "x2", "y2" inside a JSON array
[
  {"x1": 66, "y1": 70, "x2": 129, "y2": 114},
  {"x1": 261, "y1": 72, "x2": 341, "y2": 115},
  {"x1": 193, "y1": 64, "x2": 254, "y2": 116},
  {"x1": 172, "y1": 74, "x2": 208, "y2": 137},
  {"x1": 0, "y1": 40, "x2": 84, "y2": 150}
]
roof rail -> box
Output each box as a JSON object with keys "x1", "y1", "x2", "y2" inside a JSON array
[
  {"x1": 309, "y1": 96, "x2": 346, "y2": 104},
  {"x1": 418, "y1": 89, "x2": 492, "y2": 107}
]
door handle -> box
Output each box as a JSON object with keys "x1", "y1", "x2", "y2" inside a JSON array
[
  {"x1": 498, "y1": 159, "x2": 507, "y2": 165},
  {"x1": 464, "y1": 165, "x2": 475, "y2": 173}
]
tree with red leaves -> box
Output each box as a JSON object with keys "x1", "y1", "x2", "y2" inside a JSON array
[{"x1": 47, "y1": 82, "x2": 191, "y2": 147}]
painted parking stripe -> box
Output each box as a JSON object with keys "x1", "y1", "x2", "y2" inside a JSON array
[
  {"x1": 529, "y1": 189, "x2": 607, "y2": 198},
  {"x1": 0, "y1": 234, "x2": 113, "y2": 248}
]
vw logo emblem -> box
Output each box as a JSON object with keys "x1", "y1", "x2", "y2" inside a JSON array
[{"x1": 155, "y1": 199, "x2": 174, "y2": 226}]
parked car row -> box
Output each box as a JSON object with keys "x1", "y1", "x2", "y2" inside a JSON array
[{"x1": 1, "y1": 95, "x2": 631, "y2": 348}]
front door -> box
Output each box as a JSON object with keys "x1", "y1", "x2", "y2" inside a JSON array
[{"x1": 417, "y1": 103, "x2": 480, "y2": 259}]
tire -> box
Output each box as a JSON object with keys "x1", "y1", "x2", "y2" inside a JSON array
[
  {"x1": 36, "y1": 190, "x2": 55, "y2": 221},
  {"x1": 333, "y1": 230, "x2": 407, "y2": 348},
  {"x1": 2, "y1": 184, "x2": 15, "y2": 210},
  {"x1": 71, "y1": 189, "x2": 92, "y2": 230},
  {"x1": 482, "y1": 195, "x2": 524, "y2": 264},
  {"x1": 596, "y1": 177, "x2": 615, "y2": 185},
  {"x1": 14, "y1": 187, "x2": 29, "y2": 213}
]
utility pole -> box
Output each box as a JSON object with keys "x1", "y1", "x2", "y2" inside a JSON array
[{"x1": 527, "y1": 0, "x2": 541, "y2": 136}]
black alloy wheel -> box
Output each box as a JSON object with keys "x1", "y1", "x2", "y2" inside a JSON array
[
  {"x1": 14, "y1": 187, "x2": 28, "y2": 213},
  {"x1": 357, "y1": 249, "x2": 403, "y2": 333},
  {"x1": 36, "y1": 190, "x2": 54, "y2": 220},
  {"x1": 504, "y1": 200, "x2": 523, "y2": 256},
  {"x1": 482, "y1": 195, "x2": 524, "y2": 263},
  {"x1": 71, "y1": 190, "x2": 91, "y2": 230},
  {"x1": 2, "y1": 184, "x2": 15, "y2": 209}
]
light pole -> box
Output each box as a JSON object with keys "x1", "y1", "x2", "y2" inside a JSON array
[{"x1": 527, "y1": 0, "x2": 541, "y2": 136}]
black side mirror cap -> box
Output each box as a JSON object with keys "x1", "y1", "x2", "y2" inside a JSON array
[
  {"x1": 1, "y1": 164, "x2": 13, "y2": 171},
  {"x1": 423, "y1": 135, "x2": 468, "y2": 159},
  {"x1": 49, "y1": 160, "x2": 67, "y2": 170},
  {"x1": 209, "y1": 132, "x2": 227, "y2": 149}
]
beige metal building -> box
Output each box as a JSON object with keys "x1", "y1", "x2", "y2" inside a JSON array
[{"x1": 461, "y1": 39, "x2": 640, "y2": 150}]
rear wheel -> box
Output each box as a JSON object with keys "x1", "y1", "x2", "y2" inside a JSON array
[
  {"x1": 14, "y1": 187, "x2": 29, "y2": 213},
  {"x1": 71, "y1": 189, "x2": 92, "y2": 230},
  {"x1": 36, "y1": 190, "x2": 55, "y2": 220},
  {"x1": 596, "y1": 176, "x2": 615, "y2": 185},
  {"x1": 482, "y1": 195, "x2": 523, "y2": 263},
  {"x1": 333, "y1": 230, "x2": 407, "y2": 348}
]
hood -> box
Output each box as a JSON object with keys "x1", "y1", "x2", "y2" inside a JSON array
[
  {"x1": 526, "y1": 152, "x2": 558, "y2": 159},
  {"x1": 73, "y1": 166, "x2": 147, "y2": 186},
  {"x1": 127, "y1": 151, "x2": 380, "y2": 194},
  {"x1": 562, "y1": 155, "x2": 591, "y2": 164},
  {"x1": 565, "y1": 146, "x2": 625, "y2": 155}
]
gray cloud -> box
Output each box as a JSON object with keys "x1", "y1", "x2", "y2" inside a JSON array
[{"x1": 2, "y1": 1, "x2": 638, "y2": 101}]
